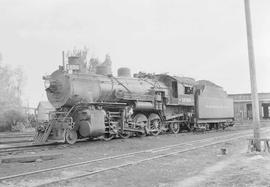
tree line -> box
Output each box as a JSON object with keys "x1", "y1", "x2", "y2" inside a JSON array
[{"x1": 0, "y1": 53, "x2": 27, "y2": 131}]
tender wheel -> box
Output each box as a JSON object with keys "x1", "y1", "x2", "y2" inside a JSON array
[
  {"x1": 169, "y1": 122, "x2": 180, "y2": 134},
  {"x1": 148, "y1": 113, "x2": 161, "y2": 136},
  {"x1": 65, "y1": 129, "x2": 78, "y2": 144}
]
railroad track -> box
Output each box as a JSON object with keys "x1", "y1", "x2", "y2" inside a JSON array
[
  {"x1": 0, "y1": 127, "x2": 254, "y2": 155},
  {"x1": 0, "y1": 137, "x2": 98, "y2": 156},
  {"x1": 1, "y1": 128, "x2": 269, "y2": 187},
  {"x1": 0, "y1": 133, "x2": 34, "y2": 145},
  {"x1": 0, "y1": 142, "x2": 70, "y2": 156},
  {"x1": 0, "y1": 133, "x2": 34, "y2": 139},
  {"x1": 0, "y1": 139, "x2": 33, "y2": 145},
  {"x1": 0, "y1": 127, "x2": 237, "y2": 155}
]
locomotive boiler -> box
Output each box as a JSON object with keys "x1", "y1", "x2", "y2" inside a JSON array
[{"x1": 34, "y1": 56, "x2": 234, "y2": 144}]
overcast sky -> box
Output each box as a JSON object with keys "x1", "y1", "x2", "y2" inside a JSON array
[{"x1": 0, "y1": 0, "x2": 270, "y2": 107}]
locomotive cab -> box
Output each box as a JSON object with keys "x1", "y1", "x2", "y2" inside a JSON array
[
  {"x1": 155, "y1": 75, "x2": 196, "y2": 132},
  {"x1": 157, "y1": 75, "x2": 195, "y2": 106}
]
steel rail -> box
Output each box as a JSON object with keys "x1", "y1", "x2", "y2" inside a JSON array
[
  {"x1": 0, "y1": 139, "x2": 33, "y2": 144},
  {"x1": 0, "y1": 143, "x2": 63, "y2": 154},
  {"x1": 0, "y1": 128, "x2": 265, "y2": 182},
  {"x1": 0, "y1": 135, "x2": 33, "y2": 138},
  {"x1": 0, "y1": 137, "x2": 94, "y2": 154}
]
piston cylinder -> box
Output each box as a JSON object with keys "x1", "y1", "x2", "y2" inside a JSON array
[{"x1": 77, "y1": 109, "x2": 105, "y2": 138}]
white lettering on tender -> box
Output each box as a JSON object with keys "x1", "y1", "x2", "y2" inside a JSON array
[{"x1": 179, "y1": 98, "x2": 192, "y2": 103}]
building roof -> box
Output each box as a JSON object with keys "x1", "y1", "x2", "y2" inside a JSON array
[{"x1": 228, "y1": 93, "x2": 270, "y2": 102}]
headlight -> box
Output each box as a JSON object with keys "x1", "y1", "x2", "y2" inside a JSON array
[{"x1": 44, "y1": 80, "x2": 51, "y2": 89}]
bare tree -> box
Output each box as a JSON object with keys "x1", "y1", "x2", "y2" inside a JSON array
[
  {"x1": 3, "y1": 109, "x2": 26, "y2": 131},
  {"x1": 0, "y1": 58, "x2": 25, "y2": 131}
]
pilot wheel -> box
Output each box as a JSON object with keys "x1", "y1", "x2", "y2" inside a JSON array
[{"x1": 65, "y1": 129, "x2": 78, "y2": 144}]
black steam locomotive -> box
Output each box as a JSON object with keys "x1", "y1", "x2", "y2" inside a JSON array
[{"x1": 34, "y1": 56, "x2": 234, "y2": 144}]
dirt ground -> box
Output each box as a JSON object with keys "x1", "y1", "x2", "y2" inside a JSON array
[
  {"x1": 0, "y1": 127, "x2": 248, "y2": 177},
  {"x1": 175, "y1": 145, "x2": 270, "y2": 187},
  {"x1": 60, "y1": 130, "x2": 270, "y2": 187},
  {"x1": 1, "y1": 123, "x2": 270, "y2": 187}
]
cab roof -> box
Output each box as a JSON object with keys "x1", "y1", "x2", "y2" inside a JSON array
[{"x1": 156, "y1": 74, "x2": 195, "y2": 86}]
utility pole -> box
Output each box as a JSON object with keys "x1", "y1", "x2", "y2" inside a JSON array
[{"x1": 244, "y1": 0, "x2": 261, "y2": 151}]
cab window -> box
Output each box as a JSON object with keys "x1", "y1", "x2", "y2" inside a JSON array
[
  {"x1": 184, "y1": 86, "x2": 193, "y2": 94},
  {"x1": 172, "y1": 81, "x2": 178, "y2": 98}
]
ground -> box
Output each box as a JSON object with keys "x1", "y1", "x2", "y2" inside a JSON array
[
  {"x1": 62, "y1": 132, "x2": 270, "y2": 187},
  {"x1": 0, "y1": 123, "x2": 270, "y2": 187},
  {"x1": 176, "y1": 146, "x2": 270, "y2": 187}
]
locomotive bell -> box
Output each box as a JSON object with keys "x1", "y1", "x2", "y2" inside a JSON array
[{"x1": 117, "y1": 67, "x2": 131, "y2": 77}]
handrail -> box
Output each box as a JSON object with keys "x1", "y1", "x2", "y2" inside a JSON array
[{"x1": 109, "y1": 75, "x2": 131, "y2": 93}]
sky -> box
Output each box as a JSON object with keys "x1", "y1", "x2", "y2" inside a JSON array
[{"x1": 0, "y1": 0, "x2": 269, "y2": 107}]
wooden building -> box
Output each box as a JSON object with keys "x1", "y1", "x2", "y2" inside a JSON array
[
  {"x1": 229, "y1": 93, "x2": 270, "y2": 121},
  {"x1": 36, "y1": 101, "x2": 54, "y2": 122}
]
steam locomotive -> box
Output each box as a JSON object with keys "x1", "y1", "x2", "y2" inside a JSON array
[{"x1": 34, "y1": 56, "x2": 234, "y2": 144}]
